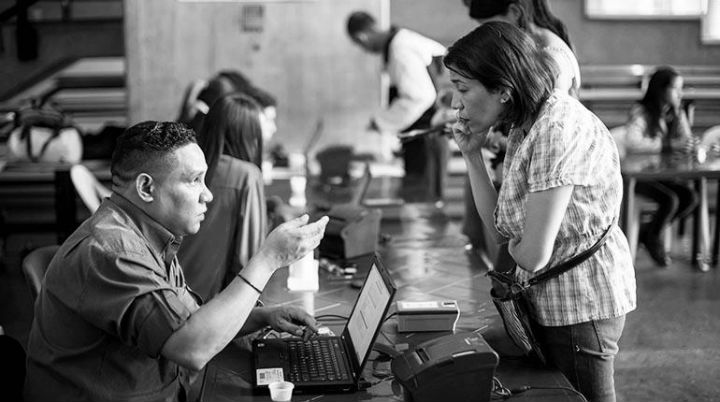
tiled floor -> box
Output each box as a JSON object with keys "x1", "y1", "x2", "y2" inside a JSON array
[{"x1": 2, "y1": 185, "x2": 720, "y2": 401}]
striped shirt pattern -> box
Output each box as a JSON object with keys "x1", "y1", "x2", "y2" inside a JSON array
[{"x1": 496, "y1": 92, "x2": 637, "y2": 326}]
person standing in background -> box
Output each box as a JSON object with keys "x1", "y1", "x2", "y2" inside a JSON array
[
  {"x1": 469, "y1": 0, "x2": 580, "y2": 96},
  {"x1": 346, "y1": 11, "x2": 449, "y2": 203}
]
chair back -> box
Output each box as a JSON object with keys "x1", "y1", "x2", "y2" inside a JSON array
[
  {"x1": 700, "y1": 125, "x2": 720, "y2": 150},
  {"x1": 315, "y1": 145, "x2": 354, "y2": 185},
  {"x1": 22, "y1": 245, "x2": 60, "y2": 302},
  {"x1": 70, "y1": 164, "x2": 111, "y2": 213}
]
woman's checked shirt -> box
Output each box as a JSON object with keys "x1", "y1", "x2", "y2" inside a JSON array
[{"x1": 496, "y1": 92, "x2": 637, "y2": 326}]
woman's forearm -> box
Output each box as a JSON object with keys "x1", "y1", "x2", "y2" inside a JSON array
[{"x1": 464, "y1": 151, "x2": 502, "y2": 243}]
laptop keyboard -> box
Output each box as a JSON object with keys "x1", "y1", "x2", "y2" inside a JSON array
[{"x1": 287, "y1": 338, "x2": 349, "y2": 383}]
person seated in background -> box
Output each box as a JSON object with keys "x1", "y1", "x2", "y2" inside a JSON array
[
  {"x1": 178, "y1": 69, "x2": 278, "y2": 143},
  {"x1": 623, "y1": 66, "x2": 698, "y2": 267},
  {"x1": 179, "y1": 94, "x2": 275, "y2": 301},
  {"x1": 24, "y1": 121, "x2": 329, "y2": 402}
]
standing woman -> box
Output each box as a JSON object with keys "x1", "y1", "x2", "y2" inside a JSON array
[
  {"x1": 461, "y1": 0, "x2": 581, "y2": 262},
  {"x1": 469, "y1": 0, "x2": 580, "y2": 96},
  {"x1": 623, "y1": 66, "x2": 697, "y2": 266},
  {"x1": 179, "y1": 94, "x2": 269, "y2": 302},
  {"x1": 445, "y1": 22, "x2": 636, "y2": 402}
]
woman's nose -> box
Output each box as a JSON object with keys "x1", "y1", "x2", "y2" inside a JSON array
[{"x1": 450, "y1": 93, "x2": 462, "y2": 110}]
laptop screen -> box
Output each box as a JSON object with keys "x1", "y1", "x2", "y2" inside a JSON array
[{"x1": 346, "y1": 262, "x2": 393, "y2": 365}]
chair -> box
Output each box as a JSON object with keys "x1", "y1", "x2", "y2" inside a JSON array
[
  {"x1": 22, "y1": 245, "x2": 60, "y2": 302},
  {"x1": 70, "y1": 164, "x2": 111, "y2": 213},
  {"x1": 700, "y1": 125, "x2": 720, "y2": 264},
  {"x1": 700, "y1": 125, "x2": 720, "y2": 150}
]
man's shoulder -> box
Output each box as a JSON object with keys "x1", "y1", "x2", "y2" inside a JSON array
[
  {"x1": 391, "y1": 28, "x2": 445, "y2": 56},
  {"x1": 76, "y1": 205, "x2": 152, "y2": 258}
]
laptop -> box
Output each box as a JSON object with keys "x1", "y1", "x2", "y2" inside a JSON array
[{"x1": 252, "y1": 253, "x2": 397, "y2": 393}]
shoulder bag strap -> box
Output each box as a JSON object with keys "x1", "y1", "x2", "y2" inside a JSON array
[{"x1": 527, "y1": 224, "x2": 615, "y2": 286}]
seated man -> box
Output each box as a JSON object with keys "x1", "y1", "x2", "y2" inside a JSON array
[{"x1": 24, "y1": 121, "x2": 329, "y2": 402}]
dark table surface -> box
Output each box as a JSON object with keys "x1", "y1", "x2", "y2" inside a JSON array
[{"x1": 198, "y1": 203, "x2": 584, "y2": 402}]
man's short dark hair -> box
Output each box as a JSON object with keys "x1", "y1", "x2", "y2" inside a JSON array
[
  {"x1": 111, "y1": 121, "x2": 197, "y2": 185},
  {"x1": 347, "y1": 11, "x2": 375, "y2": 38}
]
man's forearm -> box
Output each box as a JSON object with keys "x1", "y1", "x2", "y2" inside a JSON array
[
  {"x1": 238, "y1": 307, "x2": 270, "y2": 336},
  {"x1": 161, "y1": 256, "x2": 275, "y2": 370}
]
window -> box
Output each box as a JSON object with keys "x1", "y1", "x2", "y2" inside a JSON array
[{"x1": 585, "y1": 0, "x2": 707, "y2": 19}]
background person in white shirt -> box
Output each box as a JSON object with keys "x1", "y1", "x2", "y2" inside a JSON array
[{"x1": 347, "y1": 11, "x2": 449, "y2": 203}]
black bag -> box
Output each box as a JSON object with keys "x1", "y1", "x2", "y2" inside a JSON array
[{"x1": 488, "y1": 225, "x2": 614, "y2": 363}]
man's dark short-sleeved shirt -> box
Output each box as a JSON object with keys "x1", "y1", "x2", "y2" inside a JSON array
[{"x1": 25, "y1": 193, "x2": 201, "y2": 402}]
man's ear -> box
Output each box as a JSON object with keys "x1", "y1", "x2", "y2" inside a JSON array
[
  {"x1": 506, "y1": 3, "x2": 523, "y2": 25},
  {"x1": 135, "y1": 173, "x2": 155, "y2": 202},
  {"x1": 353, "y1": 32, "x2": 369, "y2": 46}
]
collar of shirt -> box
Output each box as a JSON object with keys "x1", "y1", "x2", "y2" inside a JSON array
[
  {"x1": 108, "y1": 193, "x2": 181, "y2": 268},
  {"x1": 383, "y1": 26, "x2": 399, "y2": 65}
]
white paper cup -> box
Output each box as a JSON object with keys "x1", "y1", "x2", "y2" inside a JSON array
[{"x1": 268, "y1": 381, "x2": 294, "y2": 401}]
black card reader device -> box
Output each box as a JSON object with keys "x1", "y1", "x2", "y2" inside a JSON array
[{"x1": 391, "y1": 332, "x2": 499, "y2": 402}]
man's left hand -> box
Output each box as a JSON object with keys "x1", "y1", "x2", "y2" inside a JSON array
[{"x1": 265, "y1": 306, "x2": 319, "y2": 341}]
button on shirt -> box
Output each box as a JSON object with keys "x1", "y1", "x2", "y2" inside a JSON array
[
  {"x1": 496, "y1": 92, "x2": 637, "y2": 326},
  {"x1": 25, "y1": 193, "x2": 201, "y2": 402}
]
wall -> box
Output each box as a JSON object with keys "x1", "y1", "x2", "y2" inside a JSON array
[
  {"x1": 391, "y1": 0, "x2": 720, "y2": 65},
  {"x1": 390, "y1": 0, "x2": 474, "y2": 47},
  {"x1": 123, "y1": 0, "x2": 720, "y2": 154},
  {"x1": 0, "y1": 21, "x2": 124, "y2": 100},
  {"x1": 551, "y1": 0, "x2": 720, "y2": 65},
  {"x1": 125, "y1": 0, "x2": 386, "y2": 155}
]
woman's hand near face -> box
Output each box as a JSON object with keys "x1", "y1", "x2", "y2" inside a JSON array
[{"x1": 452, "y1": 119, "x2": 491, "y2": 156}]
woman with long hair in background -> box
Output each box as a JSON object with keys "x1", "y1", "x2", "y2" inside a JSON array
[
  {"x1": 623, "y1": 66, "x2": 697, "y2": 266},
  {"x1": 179, "y1": 94, "x2": 269, "y2": 301}
]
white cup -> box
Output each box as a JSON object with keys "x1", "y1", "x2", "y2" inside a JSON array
[
  {"x1": 288, "y1": 153, "x2": 306, "y2": 172},
  {"x1": 288, "y1": 176, "x2": 307, "y2": 207},
  {"x1": 287, "y1": 252, "x2": 319, "y2": 292},
  {"x1": 268, "y1": 381, "x2": 294, "y2": 401}
]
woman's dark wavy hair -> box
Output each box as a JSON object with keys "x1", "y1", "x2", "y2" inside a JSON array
[
  {"x1": 640, "y1": 66, "x2": 681, "y2": 138},
  {"x1": 199, "y1": 94, "x2": 263, "y2": 186},
  {"x1": 470, "y1": 0, "x2": 572, "y2": 48},
  {"x1": 443, "y1": 21, "x2": 556, "y2": 129}
]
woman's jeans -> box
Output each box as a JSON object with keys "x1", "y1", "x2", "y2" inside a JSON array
[{"x1": 531, "y1": 315, "x2": 626, "y2": 402}]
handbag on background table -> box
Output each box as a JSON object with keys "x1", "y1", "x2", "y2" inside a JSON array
[
  {"x1": 6, "y1": 104, "x2": 82, "y2": 163},
  {"x1": 488, "y1": 225, "x2": 614, "y2": 363}
]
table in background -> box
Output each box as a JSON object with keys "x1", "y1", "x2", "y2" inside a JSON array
[
  {"x1": 199, "y1": 203, "x2": 583, "y2": 402},
  {"x1": 0, "y1": 160, "x2": 111, "y2": 243},
  {"x1": 620, "y1": 152, "x2": 720, "y2": 269}
]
